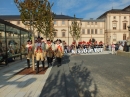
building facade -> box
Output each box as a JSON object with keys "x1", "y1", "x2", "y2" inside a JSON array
[
  {"x1": 0, "y1": 15, "x2": 105, "y2": 45},
  {"x1": 98, "y1": 5, "x2": 130, "y2": 44},
  {"x1": 0, "y1": 5, "x2": 130, "y2": 45}
]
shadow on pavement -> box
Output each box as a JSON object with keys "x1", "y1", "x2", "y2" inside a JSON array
[
  {"x1": 0, "y1": 74, "x2": 37, "y2": 89},
  {"x1": 40, "y1": 55, "x2": 98, "y2": 97},
  {"x1": 40, "y1": 55, "x2": 79, "y2": 97},
  {"x1": 69, "y1": 61, "x2": 98, "y2": 97}
]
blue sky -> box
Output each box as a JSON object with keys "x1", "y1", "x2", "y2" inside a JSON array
[{"x1": 0, "y1": 0, "x2": 130, "y2": 19}]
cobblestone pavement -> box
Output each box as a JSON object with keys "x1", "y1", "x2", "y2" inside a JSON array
[{"x1": 69, "y1": 54, "x2": 130, "y2": 97}]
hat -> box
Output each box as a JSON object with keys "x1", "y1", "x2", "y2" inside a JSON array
[
  {"x1": 37, "y1": 36, "x2": 40, "y2": 39},
  {"x1": 58, "y1": 39, "x2": 62, "y2": 43},
  {"x1": 47, "y1": 38, "x2": 50, "y2": 41},
  {"x1": 40, "y1": 37, "x2": 43, "y2": 40},
  {"x1": 27, "y1": 40, "x2": 32, "y2": 42}
]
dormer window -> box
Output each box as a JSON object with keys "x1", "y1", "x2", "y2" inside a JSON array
[
  {"x1": 62, "y1": 20, "x2": 65, "y2": 25},
  {"x1": 113, "y1": 16, "x2": 116, "y2": 19}
]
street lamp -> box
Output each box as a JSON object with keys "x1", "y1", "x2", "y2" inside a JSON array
[
  {"x1": 127, "y1": 25, "x2": 130, "y2": 52},
  {"x1": 128, "y1": 25, "x2": 130, "y2": 37},
  {"x1": 68, "y1": 20, "x2": 69, "y2": 46}
]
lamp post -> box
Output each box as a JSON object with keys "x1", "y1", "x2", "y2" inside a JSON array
[
  {"x1": 68, "y1": 20, "x2": 69, "y2": 46},
  {"x1": 80, "y1": 20, "x2": 82, "y2": 41},
  {"x1": 127, "y1": 25, "x2": 130, "y2": 52},
  {"x1": 128, "y1": 25, "x2": 130, "y2": 37}
]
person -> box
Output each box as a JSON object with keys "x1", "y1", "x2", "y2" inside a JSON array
[
  {"x1": 71, "y1": 44, "x2": 76, "y2": 54},
  {"x1": 118, "y1": 44, "x2": 123, "y2": 51},
  {"x1": 26, "y1": 40, "x2": 33, "y2": 68},
  {"x1": 100, "y1": 42, "x2": 103, "y2": 52},
  {"x1": 46, "y1": 39, "x2": 54, "y2": 67},
  {"x1": 83, "y1": 43, "x2": 87, "y2": 54},
  {"x1": 111, "y1": 43, "x2": 115, "y2": 54},
  {"x1": 55, "y1": 39, "x2": 64, "y2": 67},
  {"x1": 64, "y1": 44, "x2": 68, "y2": 53},
  {"x1": 34, "y1": 36, "x2": 46, "y2": 73}
]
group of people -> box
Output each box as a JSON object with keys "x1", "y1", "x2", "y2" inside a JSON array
[
  {"x1": 26, "y1": 36, "x2": 64, "y2": 74},
  {"x1": 64, "y1": 41, "x2": 104, "y2": 54}
]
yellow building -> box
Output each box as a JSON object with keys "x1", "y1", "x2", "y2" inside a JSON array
[
  {"x1": 0, "y1": 15, "x2": 105, "y2": 45},
  {"x1": 0, "y1": 5, "x2": 130, "y2": 45},
  {"x1": 98, "y1": 5, "x2": 130, "y2": 44}
]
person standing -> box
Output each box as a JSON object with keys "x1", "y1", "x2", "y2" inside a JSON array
[
  {"x1": 111, "y1": 43, "x2": 115, "y2": 54},
  {"x1": 35, "y1": 36, "x2": 46, "y2": 73},
  {"x1": 46, "y1": 39, "x2": 54, "y2": 67},
  {"x1": 26, "y1": 40, "x2": 33, "y2": 68},
  {"x1": 55, "y1": 39, "x2": 64, "y2": 67},
  {"x1": 100, "y1": 42, "x2": 103, "y2": 52}
]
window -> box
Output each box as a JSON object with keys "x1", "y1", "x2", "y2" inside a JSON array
[
  {"x1": 87, "y1": 29, "x2": 90, "y2": 34},
  {"x1": 91, "y1": 29, "x2": 93, "y2": 34},
  {"x1": 91, "y1": 22, "x2": 93, "y2": 25},
  {"x1": 113, "y1": 34, "x2": 117, "y2": 41},
  {"x1": 62, "y1": 32, "x2": 65, "y2": 37},
  {"x1": 88, "y1": 22, "x2": 89, "y2": 25},
  {"x1": 82, "y1": 29, "x2": 85, "y2": 34},
  {"x1": 100, "y1": 29, "x2": 103, "y2": 34},
  {"x1": 54, "y1": 21, "x2": 57, "y2": 25},
  {"x1": 123, "y1": 23, "x2": 126, "y2": 30},
  {"x1": 8, "y1": 32, "x2": 11, "y2": 36},
  {"x1": 62, "y1": 20, "x2": 65, "y2": 25},
  {"x1": 17, "y1": 21, "x2": 20, "y2": 25},
  {"x1": 123, "y1": 34, "x2": 126, "y2": 40},
  {"x1": 95, "y1": 22, "x2": 97, "y2": 25},
  {"x1": 54, "y1": 32, "x2": 57, "y2": 37},
  {"x1": 113, "y1": 23, "x2": 116, "y2": 30},
  {"x1": 95, "y1": 29, "x2": 97, "y2": 34},
  {"x1": 124, "y1": 16, "x2": 126, "y2": 19},
  {"x1": 113, "y1": 16, "x2": 116, "y2": 19}
]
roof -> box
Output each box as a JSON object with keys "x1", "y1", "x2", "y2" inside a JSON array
[
  {"x1": 97, "y1": 5, "x2": 130, "y2": 19},
  {"x1": 0, "y1": 18, "x2": 29, "y2": 32},
  {"x1": 82, "y1": 19, "x2": 104, "y2": 22},
  {"x1": 54, "y1": 14, "x2": 82, "y2": 19},
  {"x1": 122, "y1": 5, "x2": 130, "y2": 11},
  {"x1": 0, "y1": 14, "x2": 82, "y2": 20}
]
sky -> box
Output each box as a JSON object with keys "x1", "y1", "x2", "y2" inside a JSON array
[{"x1": 0, "y1": 0, "x2": 130, "y2": 19}]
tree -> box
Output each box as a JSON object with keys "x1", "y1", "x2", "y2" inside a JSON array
[
  {"x1": 14, "y1": 0, "x2": 54, "y2": 71},
  {"x1": 69, "y1": 15, "x2": 82, "y2": 42},
  {"x1": 69, "y1": 14, "x2": 82, "y2": 51},
  {"x1": 35, "y1": 0, "x2": 54, "y2": 40}
]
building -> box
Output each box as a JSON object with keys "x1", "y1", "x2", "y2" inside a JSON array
[
  {"x1": 0, "y1": 15, "x2": 105, "y2": 45},
  {"x1": 0, "y1": 5, "x2": 130, "y2": 45},
  {"x1": 0, "y1": 18, "x2": 30, "y2": 64},
  {"x1": 98, "y1": 5, "x2": 130, "y2": 44}
]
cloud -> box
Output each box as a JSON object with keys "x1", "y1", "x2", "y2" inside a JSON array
[
  {"x1": 76, "y1": 3, "x2": 98, "y2": 13},
  {"x1": 84, "y1": 10, "x2": 104, "y2": 19},
  {"x1": 83, "y1": 0, "x2": 130, "y2": 19}
]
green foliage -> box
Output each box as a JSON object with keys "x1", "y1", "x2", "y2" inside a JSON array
[
  {"x1": 14, "y1": 0, "x2": 54, "y2": 40},
  {"x1": 69, "y1": 15, "x2": 81, "y2": 41}
]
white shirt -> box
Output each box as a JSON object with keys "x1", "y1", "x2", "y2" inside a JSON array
[
  {"x1": 119, "y1": 45, "x2": 123, "y2": 50},
  {"x1": 35, "y1": 42, "x2": 45, "y2": 51}
]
